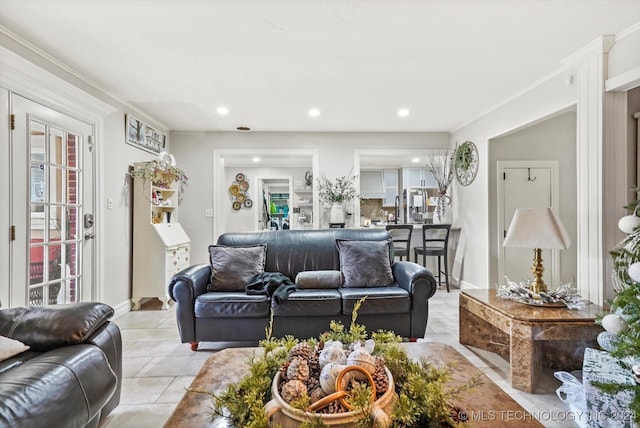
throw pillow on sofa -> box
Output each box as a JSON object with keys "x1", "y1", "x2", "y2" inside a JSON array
[
  {"x1": 0, "y1": 335, "x2": 29, "y2": 362},
  {"x1": 295, "y1": 270, "x2": 342, "y2": 289},
  {"x1": 336, "y1": 239, "x2": 394, "y2": 287},
  {"x1": 208, "y1": 244, "x2": 267, "y2": 291}
]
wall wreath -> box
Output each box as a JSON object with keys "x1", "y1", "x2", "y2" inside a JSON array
[{"x1": 455, "y1": 141, "x2": 479, "y2": 186}]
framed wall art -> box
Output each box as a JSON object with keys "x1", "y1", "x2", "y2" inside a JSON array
[{"x1": 126, "y1": 114, "x2": 167, "y2": 154}]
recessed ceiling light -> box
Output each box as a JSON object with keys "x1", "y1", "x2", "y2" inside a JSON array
[
  {"x1": 252, "y1": 157, "x2": 260, "y2": 163},
  {"x1": 411, "y1": 158, "x2": 420, "y2": 163},
  {"x1": 217, "y1": 106, "x2": 229, "y2": 115},
  {"x1": 398, "y1": 108, "x2": 410, "y2": 117},
  {"x1": 308, "y1": 108, "x2": 320, "y2": 117}
]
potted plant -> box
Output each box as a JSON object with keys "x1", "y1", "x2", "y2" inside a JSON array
[
  {"x1": 317, "y1": 170, "x2": 358, "y2": 224},
  {"x1": 129, "y1": 159, "x2": 189, "y2": 204},
  {"x1": 425, "y1": 150, "x2": 455, "y2": 223}
]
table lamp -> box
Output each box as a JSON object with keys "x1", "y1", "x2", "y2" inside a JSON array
[{"x1": 503, "y1": 207, "x2": 571, "y2": 293}]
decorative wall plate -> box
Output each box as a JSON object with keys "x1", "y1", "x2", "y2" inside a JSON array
[
  {"x1": 455, "y1": 141, "x2": 479, "y2": 186},
  {"x1": 229, "y1": 184, "x2": 240, "y2": 195},
  {"x1": 244, "y1": 199, "x2": 253, "y2": 208},
  {"x1": 236, "y1": 193, "x2": 246, "y2": 203},
  {"x1": 232, "y1": 201, "x2": 242, "y2": 210},
  {"x1": 239, "y1": 181, "x2": 249, "y2": 191},
  {"x1": 235, "y1": 173, "x2": 245, "y2": 182}
]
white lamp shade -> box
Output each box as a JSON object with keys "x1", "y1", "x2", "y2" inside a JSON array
[{"x1": 503, "y1": 208, "x2": 571, "y2": 249}]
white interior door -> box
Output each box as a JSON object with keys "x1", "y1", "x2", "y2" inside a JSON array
[
  {"x1": 498, "y1": 161, "x2": 560, "y2": 287},
  {"x1": 11, "y1": 94, "x2": 95, "y2": 307}
]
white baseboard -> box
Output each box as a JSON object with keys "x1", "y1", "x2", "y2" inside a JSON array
[
  {"x1": 459, "y1": 281, "x2": 484, "y2": 290},
  {"x1": 111, "y1": 299, "x2": 132, "y2": 320}
]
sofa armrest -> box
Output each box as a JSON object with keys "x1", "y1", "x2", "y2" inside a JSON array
[
  {"x1": 392, "y1": 261, "x2": 437, "y2": 338},
  {"x1": 168, "y1": 263, "x2": 211, "y2": 343},
  {"x1": 0, "y1": 345, "x2": 117, "y2": 428},
  {"x1": 0, "y1": 302, "x2": 114, "y2": 352},
  {"x1": 86, "y1": 321, "x2": 122, "y2": 419}
]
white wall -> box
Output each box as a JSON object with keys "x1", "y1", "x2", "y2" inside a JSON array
[
  {"x1": 451, "y1": 66, "x2": 578, "y2": 289},
  {"x1": 171, "y1": 131, "x2": 450, "y2": 264},
  {"x1": 489, "y1": 111, "x2": 578, "y2": 287},
  {"x1": 452, "y1": 24, "x2": 640, "y2": 295},
  {"x1": 0, "y1": 34, "x2": 168, "y2": 312}
]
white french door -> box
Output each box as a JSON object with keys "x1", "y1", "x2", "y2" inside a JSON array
[{"x1": 11, "y1": 94, "x2": 95, "y2": 307}]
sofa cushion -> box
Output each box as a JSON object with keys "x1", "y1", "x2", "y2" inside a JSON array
[
  {"x1": 208, "y1": 244, "x2": 267, "y2": 292},
  {"x1": 339, "y1": 287, "x2": 410, "y2": 315},
  {"x1": 295, "y1": 270, "x2": 342, "y2": 289},
  {"x1": 0, "y1": 336, "x2": 29, "y2": 362},
  {"x1": 271, "y1": 290, "x2": 342, "y2": 317},
  {"x1": 336, "y1": 239, "x2": 394, "y2": 288},
  {"x1": 0, "y1": 303, "x2": 114, "y2": 352},
  {"x1": 0, "y1": 345, "x2": 117, "y2": 428},
  {"x1": 195, "y1": 292, "x2": 270, "y2": 318}
]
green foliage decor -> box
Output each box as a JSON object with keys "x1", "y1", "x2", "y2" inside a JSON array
[
  {"x1": 454, "y1": 142, "x2": 474, "y2": 172},
  {"x1": 317, "y1": 169, "x2": 358, "y2": 204},
  {"x1": 129, "y1": 159, "x2": 189, "y2": 203},
  {"x1": 191, "y1": 300, "x2": 482, "y2": 427}
]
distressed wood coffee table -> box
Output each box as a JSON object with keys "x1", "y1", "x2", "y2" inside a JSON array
[
  {"x1": 459, "y1": 289, "x2": 603, "y2": 393},
  {"x1": 164, "y1": 342, "x2": 542, "y2": 427}
]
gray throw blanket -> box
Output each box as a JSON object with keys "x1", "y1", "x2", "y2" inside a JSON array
[{"x1": 246, "y1": 272, "x2": 297, "y2": 305}]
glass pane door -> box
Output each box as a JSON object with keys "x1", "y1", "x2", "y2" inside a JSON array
[{"x1": 28, "y1": 119, "x2": 82, "y2": 305}]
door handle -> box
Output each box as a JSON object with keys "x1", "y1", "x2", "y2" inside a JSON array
[{"x1": 84, "y1": 232, "x2": 95, "y2": 240}]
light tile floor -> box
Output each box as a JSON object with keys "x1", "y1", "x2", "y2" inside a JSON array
[{"x1": 100, "y1": 287, "x2": 578, "y2": 428}]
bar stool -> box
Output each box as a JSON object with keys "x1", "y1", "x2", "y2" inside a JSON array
[
  {"x1": 385, "y1": 224, "x2": 413, "y2": 261},
  {"x1": 413, "y1": 224, "x2": 451, "y2": 292}
]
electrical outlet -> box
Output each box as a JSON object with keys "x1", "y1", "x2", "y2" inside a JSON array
[{"x1": 204, "y1": 208, "x2": 214, "y2": 218}]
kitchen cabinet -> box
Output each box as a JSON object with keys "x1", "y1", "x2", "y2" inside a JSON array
[
  {"x1": 404, "y1": 168, "x2": 437, "y2": 188},
  {"x1": 360, "y1": 170, "x2": 385, "y2": 199},
  {"x1": 131, "y1": 163, "x2": 191, "y2": 310},
  {"x1": 382, "y1": 169, "x2": 399, "y2": 207}
]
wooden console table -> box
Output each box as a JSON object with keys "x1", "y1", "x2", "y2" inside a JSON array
[
  {"x1": 459, "y1": 289, "x2": 603, "y2": 393},
  {"x1": 165, "y1": 342, "x2": 542, "y2": 427}
]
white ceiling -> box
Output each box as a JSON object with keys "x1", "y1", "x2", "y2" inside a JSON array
[{"x1": 0, "y1": 1, "x2": 639, "y2": 134}]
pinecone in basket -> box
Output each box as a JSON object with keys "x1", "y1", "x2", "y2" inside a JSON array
[
  {"x1": 372, "y1": 356, "x2": 389, "y2": 396},
  {"x1": 287, "y1": 356, "x2": 310, "y2": 382},
  {"x1": 288, "y1": 342, "x2": 315, "y2": 361},
  {"x1": 281, "y1": 379, "x2": 308, "y2": 404},
  {"x1": 305, "y1": 351, "x2": 321, "y2": 389},
  {"x1": 318, "y1": 399, "x2": 347, "y2": 414},
  {"x1": 309, "y1": 386, "x2": 326, "y2": 404},
  {"x1": 279, "y1": 360, "x2": 291, "y2": 382}
]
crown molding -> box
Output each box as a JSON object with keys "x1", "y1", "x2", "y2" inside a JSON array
[
  {"x1": 561, "y1": 35, "x2": 616, "y2": 66},
  {"x1": 0, "y1": 24, "x2": 167, "y2": 129}
]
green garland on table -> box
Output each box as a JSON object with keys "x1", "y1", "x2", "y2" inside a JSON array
[{"x1": 189, "y1": 299, "x2": 482, "y2": 427}]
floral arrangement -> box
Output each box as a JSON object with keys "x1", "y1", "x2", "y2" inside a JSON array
[
  {"x1": 317, "y1": 170, "x2": 358, "y2": 205},
  {"x1": 425, "y1": 150, "x2": 455, "y2": 220},
  {"x1": 496, "y1": 277, "x2": 588, "y2": 309},
  {"x1": 129, "y1": 159, "x2": 189, "y2": 204},
  {"x1": 191, "y1": 299, "x2": 482, "y2": 427}
]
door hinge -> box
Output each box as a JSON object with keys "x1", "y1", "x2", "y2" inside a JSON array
[
  {"x1": 10, "y1": 114, "x2": 15, "y2": 130},
  {"x1": 503, "y1": 172, "x2": 506, "y2": 180},
  {"x1": 88, "y1": 135, "x2": 94, "y2": 152},
  {"x1": 10, "y1": 225, "x2": 15, "y2": 241},
  {"x1": 504, "y1": 230, "x2": 507, "y2": 238}
]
